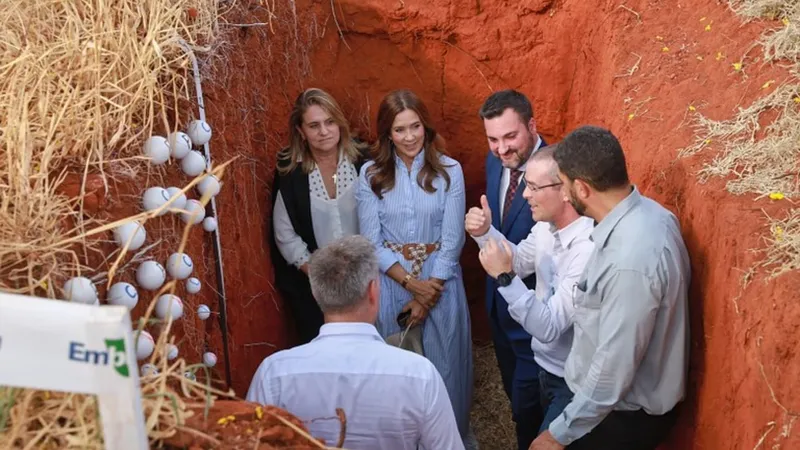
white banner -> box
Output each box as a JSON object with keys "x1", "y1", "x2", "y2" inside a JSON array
[{"x1": 0, "y1": 292, "x2": 147, "y2": 449}]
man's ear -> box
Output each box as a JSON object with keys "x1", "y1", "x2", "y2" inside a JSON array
[
  {"x1": 527, "y1": 117, "x2": 537, "y2": 136},
  {"x1": 368, "y1": 279, "x2": 380, "y2": 306}
]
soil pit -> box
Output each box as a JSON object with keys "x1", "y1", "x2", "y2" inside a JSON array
[{"x1": 111, "y1": 0, "x2": 800, "y2": 448}]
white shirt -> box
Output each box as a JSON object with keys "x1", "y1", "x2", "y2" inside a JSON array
[
  {"x1": 473, "y1": 217, "x2": 594, "y2": 376},
  {"x1": 245, "y1": 322, "x2": 464, "y2": 450},
  {"x1": 273, "y1": 153, "x2": 359, "y2": 267},
  {"x1": 498, "y1": 135, "x2": 543, "y2": 218}
]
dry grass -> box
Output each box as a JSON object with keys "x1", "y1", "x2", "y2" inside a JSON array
[
  {"x1": 763, "y1": 208, "x2": 800, "y2": 278},
  {"x1": 0, "y1": 0, "x2": 248, "y2": 447},
  {"x1": 682, "y1": 1, "x2": 800, "y2": 276},
  {"x1": 471, "y1": 342, "x2": 515, "y2": 450}
]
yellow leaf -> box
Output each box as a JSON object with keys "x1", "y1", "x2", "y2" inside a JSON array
[
  {"x1": 783, "y1": 17, "x2": 790, "y2": 26},
  {"x1": 769, "y1": 192, "x2": 785, "y2": 200},
  {"x1": 705, "y1": 24, "x2": 712, "y2": 31},
  {"x1": 762, "y1": 80, "x2": 775, "y2": 89},
  {"x1": 688, "y1": 105, "x2": 696, "y2": 111},
  {"x1": 716, "y1": 52, "x2": 724, "y2": 61},
  {"x1": 217, "y1": 417, "x2": 229, "y2": 425},
  {"x1": 704, "y1": 139, "x2": 712, "y2": 145},
  {"x1": 662, "y1": 46, "x2": 670, "y2": 52},
  {"x1": 627, "y1": 113, "x2": 635, "y2": 121},
  {"x1": 793, "y1": 96, "x2": 800, "y2": 103},
  {"x1": 255, "y1": 406, "x2": 264, "y2": 420},
  {"x1": 732, "y1": 62, "x2": 742, "y2": 71}
]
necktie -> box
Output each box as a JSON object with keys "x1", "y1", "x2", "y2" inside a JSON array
[{"x1": 503, "y1": 170, "x2": 522, "y2": 224}]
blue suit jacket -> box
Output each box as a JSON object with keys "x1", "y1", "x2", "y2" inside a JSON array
[{"x1": 484, "y1": 143, "x2": 543, "y2": 362}]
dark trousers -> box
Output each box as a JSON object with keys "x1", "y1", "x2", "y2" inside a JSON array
[
  {"x1": 490, "y1": 318, "x2": 543, "y2": 450},
  {"x1": 538, "y1": 369, "x2": 574, "y2": 434},
  {"x1": 568, "y1": 405, "x2": 680, "y2": 450}
]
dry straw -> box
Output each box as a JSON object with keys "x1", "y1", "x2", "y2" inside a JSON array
[
  {"x1": 0, "y1": 0, "x2": 264, "y2": 448},
  {"x1": 682, "y1": 1, "x2": 800, "y2": 277}
]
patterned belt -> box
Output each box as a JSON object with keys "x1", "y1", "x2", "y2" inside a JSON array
[{"x1": 383, "y1": 241, "x2": 440, "y2": 278}]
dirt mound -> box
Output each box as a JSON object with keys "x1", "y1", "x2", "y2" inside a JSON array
[{"x1": 162, "y1": 400, "x2": 336, "y2": 449}]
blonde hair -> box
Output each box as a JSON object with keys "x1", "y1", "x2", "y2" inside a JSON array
[{"x1": 278, "y1": 88, "x2": 364, "y2": 175}]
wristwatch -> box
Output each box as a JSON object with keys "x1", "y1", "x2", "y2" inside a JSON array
[{"x1": 496, "y1": 270, "x2": 516, "y2": 287}]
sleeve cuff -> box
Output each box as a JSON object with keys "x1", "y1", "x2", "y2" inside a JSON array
[
  {"x1": 430, "y1": 261, "x2": 455, "y2": 280},
  {"x1": 548, "y1": 414, "x2": 574, "y2": 445},
  {"x1": 471, "y1": 225, "x2": 503, "y2": 248},
  {"x1": 378, "y1": 249, "x2": 400, "y2": 273},
  {"x1": 497, "y1": 276, "x2": 529, "y2": 306},
  {"x1": 291, "y1": 251, "x2": 311, "y2": 269}
]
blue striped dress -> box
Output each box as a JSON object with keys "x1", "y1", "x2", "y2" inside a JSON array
[{"x1": 356, "y1": 149, "x2": 474, "y2": 439}]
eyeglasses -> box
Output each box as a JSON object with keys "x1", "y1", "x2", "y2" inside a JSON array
[{"x1": 522, "y1": 178, "x2": 563, "y2": 192}]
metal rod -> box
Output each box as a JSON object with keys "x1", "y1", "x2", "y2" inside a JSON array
[{"x1": 177, "y1": 39, "x2": 233, "y2": 389}]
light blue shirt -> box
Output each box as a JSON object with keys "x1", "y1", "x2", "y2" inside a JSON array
[
  {"x1": 549, "y1": 187, "x2": 691, "y2": 444},
  {"x1": 473, "y1": 217, "x2": 595, "y2": 377},
  {"x1": 246, "y1": 323, "x2": 464, "y2": 450}
]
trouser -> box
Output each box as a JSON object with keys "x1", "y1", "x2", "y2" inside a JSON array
[
  {"x1": 537, "y1": 369, "x2": 573, "y2": 435},
  {"x1": 568, "y1": 404, "x2": 680, "y2": 450},
  {"x1": 489, "y1": 318, "x2": 542, "y2": 450}
]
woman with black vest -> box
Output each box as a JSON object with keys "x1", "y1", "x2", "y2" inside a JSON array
[{"x1": 269, "y1": 88, "x2": 369, "y2": 345}]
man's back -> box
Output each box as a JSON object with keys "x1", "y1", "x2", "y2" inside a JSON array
[{"x1": 246, "y1": 323, "x2": 464, "y2": 450}]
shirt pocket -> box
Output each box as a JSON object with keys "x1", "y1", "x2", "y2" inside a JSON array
[{"x1": 572, "y1": 273, "x2": 602, "y2": 344}]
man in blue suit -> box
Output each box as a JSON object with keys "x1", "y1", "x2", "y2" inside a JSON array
[{"x1": 467, "y1": 90, "x2": 545, "y2": 450}]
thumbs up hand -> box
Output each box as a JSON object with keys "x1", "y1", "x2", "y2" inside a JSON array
[{"x1": 465, "y1": 194, "x2": 492, "y2": 237}]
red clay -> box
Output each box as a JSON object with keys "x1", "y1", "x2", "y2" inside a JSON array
[{"x1": 113, "y1": 0, "x2": 800, "y2": 448}]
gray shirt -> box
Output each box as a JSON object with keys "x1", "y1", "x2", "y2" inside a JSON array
[{"x1": 549, "y1": 186, "x2": 691, "y2": 445}]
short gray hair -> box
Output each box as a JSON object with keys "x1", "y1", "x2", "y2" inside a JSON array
[
  {"x1": 308, "y1": 235, "x2": 379, "y2": 314},
  {"x1": 531, "y1": 145, "x2": 561, "y2": 183}
]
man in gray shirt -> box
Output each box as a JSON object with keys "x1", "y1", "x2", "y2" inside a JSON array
[{"x1": 530, "y1": 126, "x2": 691, "y2": 450}]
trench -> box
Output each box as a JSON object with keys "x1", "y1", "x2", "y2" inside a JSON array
[{"x1": 196, "y1": 0, "x2": 800, "y2": 448}]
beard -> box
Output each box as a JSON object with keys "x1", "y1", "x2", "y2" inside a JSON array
[{"x1": 567, "y1": 185, "x2": 588, "y2": 216}]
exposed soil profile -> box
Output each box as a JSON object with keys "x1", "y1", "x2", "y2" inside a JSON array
[{"x1": 189, "y1": 0, "x2": 800, "y2": 448}]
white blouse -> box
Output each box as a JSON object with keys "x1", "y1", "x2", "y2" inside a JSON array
[{"x1": 273, "y1": 154, "x2": 359, "y2": 268}]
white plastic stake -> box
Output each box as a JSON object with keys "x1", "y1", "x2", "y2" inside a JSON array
[{"x1": 0, "y1": 292, "x2": 148, "y2": 450}]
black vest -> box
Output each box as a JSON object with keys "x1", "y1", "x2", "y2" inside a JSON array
[{"x1": 268, "y1": 149, "x2": 369, "y2": 304}]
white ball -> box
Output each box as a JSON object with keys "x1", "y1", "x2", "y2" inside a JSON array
[
  {"x1": 143, "y1": 136, "x2": 170, "y2": 165},
  {"x1": 113, "y1": 221, "x2": 146, "y2": 251},
  {"x1": 155, "y1": 294, "x2": 184, "y2": 320},
  {"x1": 107, "y1": 282, "x2": 139, "y2": 310},
  {"x1": 166, "y1": 344, "x2": 179, "y2": 360},
  {"x1": 136, "y1": 261, "x2": 166, "y2": 291},
  {"x1": 168, "y1": 131, "x2": 192, "y2": 159},
  {"x1": 140, "y1": 363, "x2": 159, "y2": 377},
  {"x1": 202, "y1": 352, "x2": 217, "y2": 367},
  {"x1": 167, "y1": 252, "x2": 193, "y2": 280},
  {"x1": 196, "y1": 174, "x2": 221, "y2": 198},
  {"x1": 142, "y1": 187, "x2": 170, "y2": 216},
  {"x1": 181, "y1": 199, "x2": 205, "y2": 225},
  {"x1": 197, "y1": 304, "x2": 211, "y2": 320},
  {"x1": 63, "y1": 277, "x2": 98, "y2": 304},
  {"x1": 181, "y1": 150, "x2": 206, "y2": 177},
  {"x1": 202, "y1": 217, "x2": 217, "y2": 232},
  {"x1": 165, "y1": 187, "x2": 187, "y2": 211},
  {"x1": 186, "y1": 277, "x2": 202, "y2": 294},
  {"x1": 135, "y1": 330, "x2": 154, "y2": 360},
  {"x1": 186, "y1": 120, "x2": 213, "y2": 146}
]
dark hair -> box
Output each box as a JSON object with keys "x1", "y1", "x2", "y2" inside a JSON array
[
  {"x1": 553, "y1": 126, "x2": 629, "y2": 191},
  {"x1": 367, "y1": 89, "x2": 451, "y2": 198},
  {"x1": 478, "y1": 89, "x2": 534, "y2": 124}
]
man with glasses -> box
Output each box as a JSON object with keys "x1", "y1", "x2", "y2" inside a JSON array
[
  {"x1": 467, "y1": 145, "x2": 595, "y2": 435},
  {"x1": 468, "y1": 90, "x2": 547, "y2": 450}
]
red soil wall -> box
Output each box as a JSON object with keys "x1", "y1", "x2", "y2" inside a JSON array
[{"x1": 194, "y1": 0, "x2": 800, "y2": 448}]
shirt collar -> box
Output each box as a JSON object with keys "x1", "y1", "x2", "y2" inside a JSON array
[
  {"x1": 550, "y1": 216, "x2": 593, "y2": 249},
  {"x1": 314, "y1": 322, "x2": 385, "y2": 342},
  {"x1": 590, "y1": 185, "x2": 641, "y2": 249},
  {"x1": 394, "y1": 147, "x2": 426, "y2": 171},
  {"x1": 514, "y1": 135, "x2": 543, "y2": 173}
]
